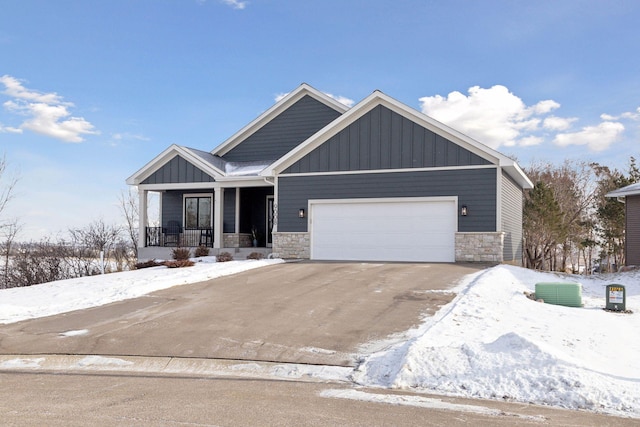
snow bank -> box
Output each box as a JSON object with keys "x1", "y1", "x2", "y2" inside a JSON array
[
  {"x1": 355, "y1": 265, "x2": 640, "y2": 418},
  {"x1": 0, "y1": 257, "x2": 284, "y2": 324}
]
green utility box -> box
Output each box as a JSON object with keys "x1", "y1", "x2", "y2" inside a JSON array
[
  {"x1": 535, "y1": 282, "x2": 582, "y2": 307},
  {"x1": 606, "y1": 284, "x2": 626, "y2": 311}
]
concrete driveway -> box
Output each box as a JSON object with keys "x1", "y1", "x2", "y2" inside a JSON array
[{"x1": 0, "y1": 262, "x2": 484, "y2": 366}]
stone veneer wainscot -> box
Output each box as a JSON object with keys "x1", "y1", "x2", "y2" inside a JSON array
[
  {"x1": 272, "y1": 232, "x2": 310, "y2": 259},
  {"x1": 455, "y1": 232, "x2": 504, "y2": 263}
]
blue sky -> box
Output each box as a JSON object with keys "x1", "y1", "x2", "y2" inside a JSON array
[{"x1": 1, "y1": 0, "x2": 639, "y2": 240}]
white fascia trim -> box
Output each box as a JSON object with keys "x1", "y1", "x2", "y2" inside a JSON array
[
  {"x1": 308, "y1": 195, "x2": 458, "y2": 206},
  {"x1": 262, "y1": 90, "x2": 532, "y2": 190},
  {"x1": 279, "y1": 164, "x2": 497, "y2": 178},
  {"x1": 137, "y1": 182, "x2": 220, "y2": 191},
  {"x1": 137, "y1": 180, "x2": 271, "y2": 192},
  {"x1": 126, "y1": 144, "x2": 225, "y2": 185},
  {"x1": 212, "y1": 83, "x2": 350, "y2": 157},
  {"x1": 215, "y1": 177, "x2": 273, "y2": 188},
  {"x1": 606, "y1": 188, "x2": 640, "y2": 198}
]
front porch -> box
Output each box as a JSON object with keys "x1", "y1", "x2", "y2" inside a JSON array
[{"x1": 137, "y1": 184, "x2": 275, "y2": 261}]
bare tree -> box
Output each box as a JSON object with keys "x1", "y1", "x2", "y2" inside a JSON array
[
  {"x1": 524, "y1": 160, "x2": 597, "y2": 272},
  {"x1": 0, "y1": 154, "x2": 20, "y2": 288},
  {"x1": 119, "y1": 188, "x2": 139, "y2": 259},
  {"x1": 68, "y1": 219, "x2": 121, "y2": 274},
  {"x1": 0, "y1": 220, "x2": 21, "y2": 288},
  {"x1": 0, "y1": 154, "x2": 18, "y2": 219}
]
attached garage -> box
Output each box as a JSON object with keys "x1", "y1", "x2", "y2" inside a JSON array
[{"x1": 310, "y1": 197, "x2": 457, "y2": 262}]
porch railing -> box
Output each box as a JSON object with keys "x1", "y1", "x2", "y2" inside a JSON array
[{"x1": 145, "y1": 227, "x2": 213, "y2": 248}]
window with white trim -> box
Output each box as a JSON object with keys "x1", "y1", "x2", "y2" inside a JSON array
[{"x1": 184, "y1": 194, "x2": 212, "y2": 229}]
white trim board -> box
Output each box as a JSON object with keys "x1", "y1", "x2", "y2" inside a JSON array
[{"x1": 279, "y1": 164, "x2": 497, "y2": 178}]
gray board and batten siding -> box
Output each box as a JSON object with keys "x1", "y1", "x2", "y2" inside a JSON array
[
  {"x1": 142, "y1": 155, "x2": 215, "y2": 185},
  {"x1": 626, "y1": 195, "x2": 640, "y2": 265},
  {"x1": 283, "y1": 105, "x2": 491, "y2": 174},
  {"x1": 223, "y1": 189, "x2": 236, "y2": 233},
  {"x1": 501, "y1": 171, "x2": 524, "y2": 263},
  {"x1": 221, "y1": 95, "x2": 343, "y2": 163},
  {"x1": 277, "y1": 169, "x2": 497, "y2": 233}
]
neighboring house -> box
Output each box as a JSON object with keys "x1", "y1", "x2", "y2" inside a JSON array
[
  {"x1": 127, "y1": 83, "x2": 533, "y2": 264},
  {"x1": 606, "y1": 182, "x2": 640, "y2": 266}
]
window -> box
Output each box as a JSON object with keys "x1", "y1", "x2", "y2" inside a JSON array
[{"x1": 184, "y1": 195, "x2": 212, "y2": 229}]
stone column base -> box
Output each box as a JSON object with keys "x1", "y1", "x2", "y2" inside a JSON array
[
  {"x1": 272, "y1": 232, "x2": 310, "y2": 259},
  {"x1": 455, "y1": 232, "x2": 504, "y2": 263},
  {"x1": 223, "y1": 233, "x2": 253, "y2": 248}
]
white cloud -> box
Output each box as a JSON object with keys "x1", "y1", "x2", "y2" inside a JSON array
[
  {"x1": 0, "y1": 75, "x2": 64, "y2": 104},
  {"x1": 274, "y1": 92, "x2": 288, "y2": 103},
  {"x1": 111, "y1": 132, "x2": 150, "y2": 143},
  {"x1": 325, "y1": 93, "x2": 354, "y2": 107},
  {"x1": 553, "y1": 121, "x2": 624, "y2": 152},
  {"x1": 529, "y1": 99, "x2": 560, "y2": 115},
  {"x1": 543, "y1": 115, "x2": 577, "y2": 131},
  {"x1": 419, "y1": 85, "x2": 563, "y2": 149},
  {"x1": 220, "y1": 0, "x2": 247, "y2": 9},
  {"x1": 0, "y1": 124, "x2": 22, "y2": 134},
  {"x1": 518, "y1": 135, "x2": 543, "y2": 147},
  {"x1": 601, "y1": 107, "x2": 640, "y2": 121},
  {"x1": 0, "y1": 75, "x2": 98, "y2": 143}
]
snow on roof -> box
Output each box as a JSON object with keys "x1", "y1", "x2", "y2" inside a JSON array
[
  {"x1": 224, "y1": 160, "x2": 274, "y2": 176},
  {"x1": 181, "y1": 146, "x2": 272, "y2": 177}
]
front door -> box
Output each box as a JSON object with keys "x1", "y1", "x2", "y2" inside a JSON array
[{"x1": 266, "y1": 195, "x2": 274, "y2": 248}]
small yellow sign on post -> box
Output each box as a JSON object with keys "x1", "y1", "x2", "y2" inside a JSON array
[{"x1": 606, "y1": 284, "x2": 626, "y2": 311}]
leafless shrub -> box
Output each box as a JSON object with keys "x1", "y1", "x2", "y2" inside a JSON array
[
  {"x1": 246, "y1": 252, "x2": 264, "y2": 260},
  {"x1": 4, "y1": 240, "x2": 67, "y2": 288},
  {"x1": 194, "y1": 245, "x2": 210, "y2": 257},
  {"x1": 135, "y1": 260, "x2": 164, "y2": 269},
  {"x1": 172, "y1": 247, "x2": 191, "y2": 261},
  {"x1": 164, "y1": 259, "x2": 195, "y2": 268},
  {"x1": 217, "y1": 252, "x2": 233, "y2": 262}
]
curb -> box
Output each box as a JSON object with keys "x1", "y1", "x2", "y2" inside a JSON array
[{"x1": 0, "y1": 354, "x2": 353, "y2": 383}]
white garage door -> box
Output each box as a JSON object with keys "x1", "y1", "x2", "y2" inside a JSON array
[{"x1": 310, "y1": 198, "x2": 456, "y2": 262}]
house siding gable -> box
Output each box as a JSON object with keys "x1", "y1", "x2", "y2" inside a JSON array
[
  {"x1": 626, "y1": 195, "x2": 640, "y2": 265},
  {"x1": 501, "y1": 170, "x2": 524, "y2": 264},
  {"x1": 221, "y1": 95, "x2": 343, "y2": 162},
  {"x1": 277, "y1": 168, "x2": 496, "y2": 233},
  {"x1": 142, "y1": 155, "x2": 215, "y2": 184},
  {"x1": 283, "y1": 105, "x2": 491, "y2": 174}
]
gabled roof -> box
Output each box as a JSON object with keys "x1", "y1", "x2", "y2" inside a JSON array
[
  {"x1": 126, "y1": 144, "x2": 226, "y2": 185},
  {"x1": 606, "y1": 182, "x2": 640, "y2": 198},
  {"x1": 261, "y1": 90, "x2": 533, "y2": 189},
  {"x1": 211, "y1": 83, "x2": 350, "y2": 157},
  {"x1": 126, "y1": 144, "x2": 275, "y2": 185}
]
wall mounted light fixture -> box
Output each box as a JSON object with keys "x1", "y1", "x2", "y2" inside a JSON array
[
  {"x1": 461, "y1": 205, "x2": 468, "y2": 216},
  {"x1": 299, "y1": 208, "x2": 306, "y2": 218}
]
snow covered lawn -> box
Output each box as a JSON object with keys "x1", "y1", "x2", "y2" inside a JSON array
[
  {"x1": 354, "y1": 265, "x2": 640, "y2": 419},
  {"x1": 0, "y1": 259, "x2": 638, "y2": 418},
  {"x1": 0, "y1": 257, "x2": 283, "y2": 324}
]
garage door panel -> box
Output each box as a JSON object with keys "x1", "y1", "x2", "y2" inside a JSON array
[{"x1": 310, "y1": 199, "x2": 456, "y2": 262}]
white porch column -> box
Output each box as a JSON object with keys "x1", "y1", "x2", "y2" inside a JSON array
[
  {"x1": 235, "y1": 188, "x2": 240, "y2": 234},
  {"x1": 214, "y1": 187, "x2": 224, "y2": 249},
  {"x1": 138, "y1": 189, "x2": 148, "y2": 248}
]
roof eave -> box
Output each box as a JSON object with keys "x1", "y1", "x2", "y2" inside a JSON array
[{"x1": 127, "y1": 144, "x2": 225, "y2": 186}]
